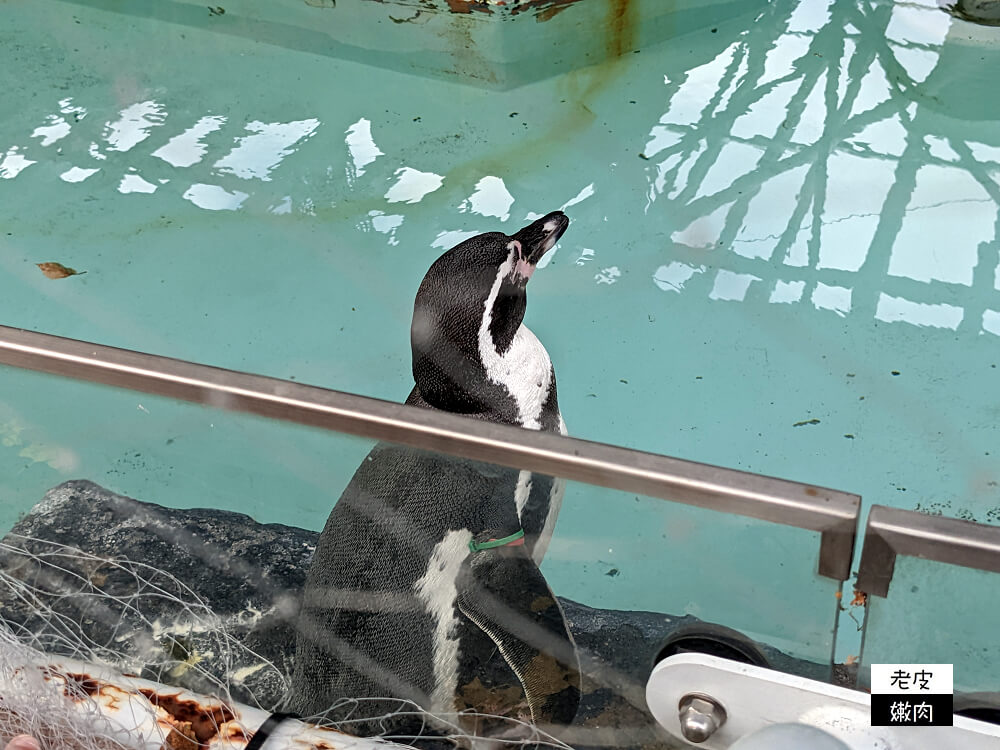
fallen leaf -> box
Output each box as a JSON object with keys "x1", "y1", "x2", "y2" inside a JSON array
[{"x1": 37, "y1": 262, "x2": 85, "y2": 279}]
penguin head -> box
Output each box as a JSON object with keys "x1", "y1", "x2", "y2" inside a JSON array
[{"x1": 411, "y1": 211, "x2": 569, "y2": 415}]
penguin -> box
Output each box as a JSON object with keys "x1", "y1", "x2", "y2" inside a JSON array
[{"x1": 287, "y1": 211, "x2": 579, "y2": 739}]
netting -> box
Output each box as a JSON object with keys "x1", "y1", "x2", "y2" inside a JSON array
[
  {"x1": 0, "y1": 532, "x2": 285, "y2": 706},
  {"x1": 0, "y1": 533, "x2": 575, "y2": 750},
  {"x1": 0, "y1": 531, "x2": 278, "y2": 750},
  {"x1": 0, "y1": 625, "x2": 133, "y2": 750}
]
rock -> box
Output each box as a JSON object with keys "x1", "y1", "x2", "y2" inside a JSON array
[
  {"x1": 0, "y1": 480, "x2": 306, "y2": 708},
  {"x1": 0, "y1": 480, "x2": 833, "y2": 746}
]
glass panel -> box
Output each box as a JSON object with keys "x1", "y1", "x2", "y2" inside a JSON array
[
  {"x1": 549, "y1": 482, "x2": 842, "y2": 682},
  {"x1": 859, "y1": 556, "x2": 1000, "y2": 698},
  {"x1": 0, "y1": 365, "x2": 362, "y2": 533},
  {"x1": 1, "y1": 366, "x2": 841, "y2": 749}
]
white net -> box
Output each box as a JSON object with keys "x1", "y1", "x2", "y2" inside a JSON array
[
  {"x1": 0, "y1": 624, "x2": 133, "y2": 750},
  {"x1": 0, "y1": 530, "x2": 284, "y2": 750},
  {"x1": 0, "y1": 532, "x2": 286, "y2": 707},
  {"x1": 0, "y1": 532, "x2": 575, "y2": 750}
]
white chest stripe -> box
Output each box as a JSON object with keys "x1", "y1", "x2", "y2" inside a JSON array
[
  {"x1": 413, "y1": 529, "x2": 471, "y2": 714},
  {"x1": 533, "y1": 417, "x2": 568, "y2": 564},
  {"x1": 477, "y1": 252, "x2": 554, "y2": 430},
  {"x1": 533, "y1": 479, "x2": 565, "y2": 564},
  {"x1": 514, "y1": 470, "x2": 533, "y2": 517}
]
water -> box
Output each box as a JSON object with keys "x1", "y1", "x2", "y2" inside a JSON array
[{"x1": 2, "y1": 0, "x2": 999, "y2": 694}]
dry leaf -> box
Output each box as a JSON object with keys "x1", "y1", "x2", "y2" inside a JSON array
[{"x1": 37, "y1": 262, "x2": 85, "y2": 279}]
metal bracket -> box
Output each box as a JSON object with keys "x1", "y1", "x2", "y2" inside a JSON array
[
  {"x1": 818, "y1": 519, "x2": 858, "y2": 582},
  {"x1": 857, "y1": 505, "x2": 1000, "y2": 597}
]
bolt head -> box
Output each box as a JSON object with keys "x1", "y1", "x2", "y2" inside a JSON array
[{"x1": 678, "y1": 693, "x2": 727, "y2": 743}]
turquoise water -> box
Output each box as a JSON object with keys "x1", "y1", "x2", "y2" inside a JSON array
[
  {"x1": 2, "y1": 0, "x2": 1000, "y2": 671},
  {"x1": 861, "y1": 556, "x2": 1000, "y2": 694}
]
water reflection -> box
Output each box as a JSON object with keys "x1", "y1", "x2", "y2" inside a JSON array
[
  {"x1": 0, "y1": 147, "x2": 35, "y2": 179},
  {"x1": 6, "y1": 97, "x2": 323, "y2": 214},
  {"x1": 118, "y1": 173, "x2": 158, "y2": 195},
  {"x1": 102, "y1": 100, "x2": 167, "y2": 153},
  {"x1": 875, "y1": 294, "x2": 964, "y2": 329},
  {"x1": 811, "y1": 282, "x2": 852, "y2": 317},
  {"x1": 2, "y1": 0, "x2": 999, "y2": 335},
  {"x1": 344, "y1": 117, "x2": 383, "y2": 181},
  {"x1": 30, "y1": 98, "x2": 85, "y2": 147},
  {"x1": 365, "y1": 210, "x2": 405, "y2": 246},
  {"x1": 214, "y1": 119, "x2": 320, "y2": 181},
  {"x1": 643, "y1": 0, "x2": 1000, "y2": 334},
  {"x1": 459, "y1": 176, "x2": 515, "y2": 220},
  {"x1": 182, "y1": 183, "x2": 249, "y2": 211},
  {"x1": 653, "y1": 262, "x2": 705, "y2": 293},
  {"x1": 152, "y1": 114, "x2": 226, "y2": 167},
  {"x1": 709, "y1": 270, "x2": 761, "y2": 302},
  {"x1": 59, "y1": 166, "x2": 99, "y2": 183},
  {"x1": 770, "y1": 279, "x2": 806, "y2": 303},
  {"x1": 384, "y1": 166, "x2": 445, "y2": 204}
]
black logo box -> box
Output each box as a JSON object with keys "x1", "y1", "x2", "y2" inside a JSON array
[{"x1": 871, "y1": 694, "x2": 954, "y2": 727}]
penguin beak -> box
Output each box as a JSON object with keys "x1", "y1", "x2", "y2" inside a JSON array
[
  {"x1": 508, "y1": 211, "x2": 570, "y2": 284},
  {"x1": 513, "y1": 211, "x2": 570, "y2": 266}
]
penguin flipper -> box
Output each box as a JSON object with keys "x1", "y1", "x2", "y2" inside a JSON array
[{"x1": 456, "y1": 546, "x2": 580, "y2": 726}]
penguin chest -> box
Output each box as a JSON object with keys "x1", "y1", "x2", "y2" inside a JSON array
[
  {"x1": 413, "y1": 529, "x2": 473, "y2": 714},
  {"x1": 480, "y1": 324, "x2": 554, "y2": 430}
]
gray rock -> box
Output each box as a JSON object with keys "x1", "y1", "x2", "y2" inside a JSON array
[{"x1": 1, "y1": 480, "x2": 306, "y2": 707}]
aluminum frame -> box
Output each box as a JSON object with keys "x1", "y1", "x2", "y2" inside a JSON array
[
  {"x1": 0, "y1": 324, "x2": 860, "y2": 580},
  {"x1": 857, "y1": 504, "x2": 1000, "y2": 597}
]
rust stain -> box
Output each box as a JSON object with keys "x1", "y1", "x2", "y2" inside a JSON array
[
  {"x1": 444, "y1": 0, "x2": 493, "y2": 13},
  {"x1": 536, "y1": 4, "x2": 569, "y2": 21},
  {"x1": 63, "y1": 672, "x2": 102, "y2": 696},
  {"x1": 805, "y1": 487, "x2": 819, "y2": 496},
  {"x1": 606, "y1": 0, "x2": 635, "y2": 58},
  {"x1": 137, "y1": 689, "x2": 236, "y2": 743},
  {"x1": 59, "y1": 673, "x2": 239, "y2": 745},
  {"x1": 30, "y1": 664, "x2": 386, "y2": 750},
  {"x1": 851, "y1": 589, "x2": 868, "y2": 607}
]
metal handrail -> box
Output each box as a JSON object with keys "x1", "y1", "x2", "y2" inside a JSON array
[
  {"x1": 856, "y1": 504, "x2": 1000, "y2": 597},
  {"x1": 0, "y1": 324, "x2": 859, "y2": 580}
]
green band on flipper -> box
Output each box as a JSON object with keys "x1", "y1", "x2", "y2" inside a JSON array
[{"x1": 468, "y1": 528, "x2": 525, "y2": 553}]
